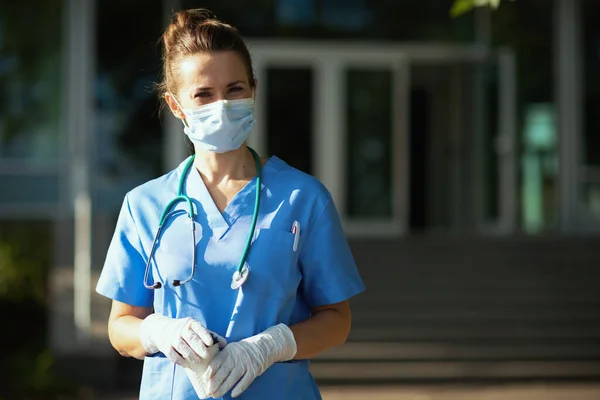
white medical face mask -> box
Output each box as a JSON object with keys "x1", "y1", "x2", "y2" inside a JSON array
[{"x1": 173, "y1": 96, "x2": 255, "y2": 153}]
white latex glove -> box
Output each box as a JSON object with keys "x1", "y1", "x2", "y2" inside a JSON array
[
  {"x1": 184, "y1": 342, "x2": 221, "y2": 399},
  {"x1": 203, "y1": 323, "x2": 297, "y2": 398},
  {"x1": 139, "y1": 313, "x2": 227, "y2": 367}
]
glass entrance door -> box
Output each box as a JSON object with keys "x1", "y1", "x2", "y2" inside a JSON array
[
  {"x1": 408, "y1": 51, "x2": 517, "y2": 234},
  {"x1": 249, "y1": 42, "x2": 410, "y2": 235},
  {"x1": 248, "y1": 41, "x2": 516, "y2": 236}
]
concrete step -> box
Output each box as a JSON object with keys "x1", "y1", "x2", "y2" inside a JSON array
[
  {"x1": 356, "y1": 271, "x2": 600, "y2": 282},
  {"x1": 352, "y1": 294, "x2": 600, "y2": 306},
  {"x1": 349, "y1": 320, "x2": 600, "y2": 334},
  {"x1": 347, "y1": 325, "x2": 600, "y2": 341},
  {"x1": 358, "y1": 285, "x2": 600, "y2": 295},
  {"x1": 350, "y1": 316, "x2": 600, "y2": 328},
  {"x1": 350, "y1": 308, "x2": 600, "y2": 321},
  {"x1": 315, "y1": 342, "x2": 600, "y2": 362},
  {"x1": 310, "y1": 360, "x2": 600, "y2": 382}
]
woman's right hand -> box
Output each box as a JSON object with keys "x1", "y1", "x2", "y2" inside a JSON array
[{"x1": 139, "y1": 313, "x2": 227, "y2": 366}]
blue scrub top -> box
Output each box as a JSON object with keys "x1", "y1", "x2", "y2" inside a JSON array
[{"x1": 96, "y1": 155, "x2": 365, "y2": 400}]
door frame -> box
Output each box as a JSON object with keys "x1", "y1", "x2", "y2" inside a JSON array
[{"x1": 246, "y1": 40, "x2": 516, "y2": 237}]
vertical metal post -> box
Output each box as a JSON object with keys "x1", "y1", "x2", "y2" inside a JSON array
[
  {"x1": 450, "y1": 65, "x2": 464, "y2": 228},
  {"x1": 314, "y1": 58, "x2": 345, "y2": 215},
  {"x1": 392, "y1": 57, "x2": 410, "y2": 234},
  {"x1": 555, "y1": 0, "x2": 583, "y2": 232},
  {"x1": 472, "y1": 7, "x2": 491, "y2": 231},
  {"x1": 162, "y1": 0, "x2": 187, "y2": 171},
  {"x1": 67, "y1": 0, "x2": 95, "y2": 346},
  {"x1": 497, "y1": 49, "x2": 518, "y2": 233}
]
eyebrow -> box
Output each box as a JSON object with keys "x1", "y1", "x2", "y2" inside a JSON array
[
  {"x1": 194, "y1": 81, "x2": 246, "y2": 91},
  {"x1": 226, "y1": 80, "x2": 245, "y2": 87}
]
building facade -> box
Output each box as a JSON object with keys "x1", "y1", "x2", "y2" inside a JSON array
[{"x1": 1, "y1": 0, "x2": 599, "y2": 387}]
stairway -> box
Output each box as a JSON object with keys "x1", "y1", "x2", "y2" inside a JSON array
[{"x1": 311, "y1": 235, "x2": 600, "y2": 383}]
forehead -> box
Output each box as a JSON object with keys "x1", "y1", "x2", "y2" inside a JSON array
[{"x1": 177, "y1": 51, "x2": 248, "y2": 89}]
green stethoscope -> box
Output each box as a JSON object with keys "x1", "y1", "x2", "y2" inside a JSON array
[{"x1": 143, "y1": 147, "x2": 262, "y2": 291}]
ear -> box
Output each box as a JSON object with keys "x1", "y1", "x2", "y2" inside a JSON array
[
  {"x1": 252, "y1": 78, "x2": 258, "y2": 101},
  {"x1": 164, "y1": 92, "x2": 185, "y2": 120}
]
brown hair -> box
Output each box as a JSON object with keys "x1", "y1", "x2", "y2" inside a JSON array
[{"x1": 157, "y1": 9, "x2": 255, "y2": 98}]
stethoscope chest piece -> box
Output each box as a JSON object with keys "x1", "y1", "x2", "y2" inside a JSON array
[{"x1": 230, "y1": 264, "x2": 250, "y2": 290}]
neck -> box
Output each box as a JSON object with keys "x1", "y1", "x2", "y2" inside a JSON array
[{"x1": 193, "y1": 145, "x2": 256, "y2": 184}]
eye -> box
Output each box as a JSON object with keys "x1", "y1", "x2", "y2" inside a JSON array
[
  {"x1": 228, "y1": 86, "x2": 243, "y2": 93},
  {"x1": 194, "y1": 91, "x2": 211, "y2": 98}
]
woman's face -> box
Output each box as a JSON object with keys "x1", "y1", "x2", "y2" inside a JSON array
[{"x1": 167, "y1": 50, "x2": 253, "y2": 116}]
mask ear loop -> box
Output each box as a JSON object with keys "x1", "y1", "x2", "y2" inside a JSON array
[{"x1": 169, "y1": 92, "x2": 190, "y2": 129}]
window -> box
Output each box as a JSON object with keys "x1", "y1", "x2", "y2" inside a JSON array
[
  {"x1": 583, "y1": 0, "x2": 600, "y2": 167},
  {"x1": 345, "y1": 69, "x2": 393, "y2": 218},
  {"x1": 265, "y1": 68, "x2": 313, "y2": 174},
  {"x1": 582, "y1": 0, "x2": 600, "y2": 223},
  {"x1": 94, "y1": 0, "x2": 164, "y2": 211},
  {"x1": 0, "y1": 1, "x2": 63, "y2": 162},
  {"x1": 0, "y1": 1, "x2": 63, "y2": 216}
]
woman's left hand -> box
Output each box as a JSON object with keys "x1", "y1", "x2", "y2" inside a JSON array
[{"x1": 203, "y1": 324, "x2": 297, "y2": 398}]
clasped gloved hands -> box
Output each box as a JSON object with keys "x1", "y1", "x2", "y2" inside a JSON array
[
  {"x1": 201, "y1": 323, "x2": 297, "y2": 398},
  {"x1": 139, "y1": 313, "x2": 227, "y2": 367},
  {"x1": 140, "y1": 316, "x2": 296, "y2": 399}
]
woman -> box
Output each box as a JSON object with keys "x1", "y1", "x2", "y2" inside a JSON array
[{"x1": 96, "y1": 8, "x2": 365, "y2": 400}]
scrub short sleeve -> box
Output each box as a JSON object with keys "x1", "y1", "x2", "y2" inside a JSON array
[
  {"x1": 299, "y1": 195, "x2": 365, "y2": 307},
  {"x1": 96, "y1": 193, "x2": 153, "y2": 308}
]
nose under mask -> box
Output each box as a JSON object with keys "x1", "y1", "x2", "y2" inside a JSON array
[{"x1": 173, "y1": 96, "x2": 255, "y2": 153}]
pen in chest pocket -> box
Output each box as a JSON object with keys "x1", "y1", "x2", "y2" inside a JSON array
[{"x1": 291, "y1": 221, "x2": 300, "y2": 252}]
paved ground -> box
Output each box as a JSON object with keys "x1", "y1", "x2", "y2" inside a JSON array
[
  {"x1": 320, "y1": 384, "x2": 600, "y2": 400},
  {"x1": 94, "y1": 383, "x2": 600, "y2": 399}
]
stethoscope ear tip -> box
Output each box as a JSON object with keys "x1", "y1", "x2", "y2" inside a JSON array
[
  {"x1": 153, "y1": 282, "x2": 162, "y2": 289},
  {"x1": 172, "y1": 280, "x2": 181, "y2": 287}
]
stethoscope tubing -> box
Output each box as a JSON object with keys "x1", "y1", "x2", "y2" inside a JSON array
[{"x1": 142, "y1": 147, "x2": 261, "y2": 290}]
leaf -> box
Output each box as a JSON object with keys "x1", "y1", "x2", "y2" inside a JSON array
[
  {"x1": 450, "y1": 0, "x2": 476, "y2": 17},
  {"x1": 451, "y1": 0, "x2": 509, "y2": 17}
]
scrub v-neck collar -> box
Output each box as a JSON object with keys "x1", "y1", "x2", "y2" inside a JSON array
[{"x1": 182, "y1": 155, "x2": 271, "y2": 238}]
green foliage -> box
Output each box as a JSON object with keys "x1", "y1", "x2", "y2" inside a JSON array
[
  {"x1": 5, "y1": 336, "x2": 78, "y2": 399},
  {"x1": 10, "y1": 348, "x2": 57, "y2": 392},
  {"x1": 451, "y1": 0, "x2": 512, "y2": 17},
  {"x1": 0, "y1": 222, "x2": 51, "y2": 304},
  {"x1": 0, "y1": 222, "x2": 76, "y2": 398}
]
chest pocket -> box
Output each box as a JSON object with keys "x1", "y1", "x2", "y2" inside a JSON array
[{"x1": 244, "y1": 228, "x2": 301, "y2": 300}]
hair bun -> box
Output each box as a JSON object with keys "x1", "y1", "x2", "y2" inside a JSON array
[
  {"x1": 171, "y1": 8, "x2": 216, "y2": 29},
  {"x1": 163, "y1": 9, "x2": 217, "y2": 54}
]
